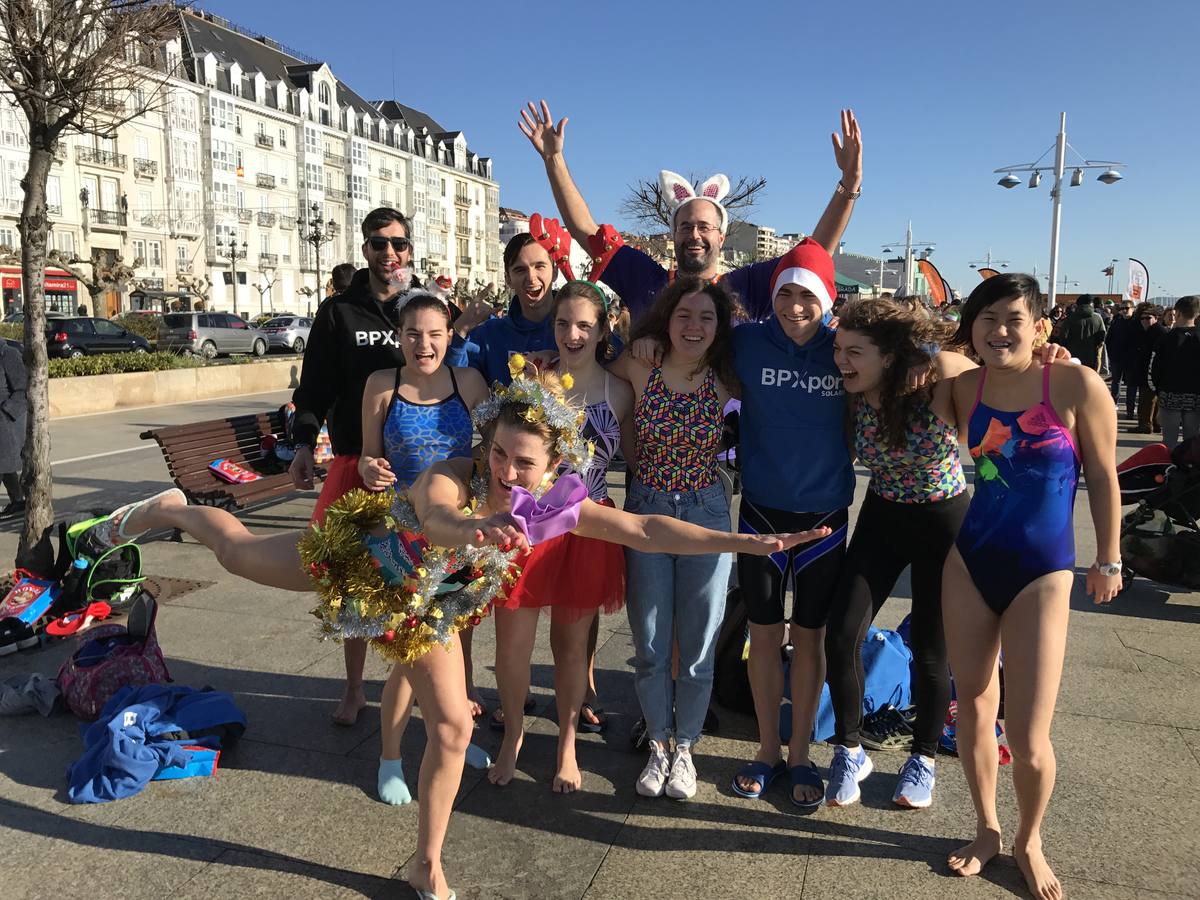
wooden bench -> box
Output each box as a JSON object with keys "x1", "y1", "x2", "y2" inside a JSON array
[{"x1": 140, "y1": 409, "x2": 326, "y2": 525}]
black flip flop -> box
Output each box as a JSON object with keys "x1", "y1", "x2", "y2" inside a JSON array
[
  {"x1": 488, "y1": 696, "x2": 536, "y2": 732},
  {"x1": 578, "y1": 702, "x2": 607, "y2": 734}
]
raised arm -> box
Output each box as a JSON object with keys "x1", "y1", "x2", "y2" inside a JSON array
[
  {"x1": 572, "y1": 498, "x2": 830, "y2": 556},
  {"x1": 809, "y1": 109, "x2": 863, "y2": 255},
  {"x1": 519, "y1": 100, "x2": 599, "y2": 247},
  {"x1": 410, "y1": 458, "x2": 529, "y2": 551}
]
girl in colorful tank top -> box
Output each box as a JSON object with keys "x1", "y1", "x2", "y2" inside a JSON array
[
  {"x1": 489, "y1": 281, "x2": 637, "y2": 793},
  {"x1": 825, "y1": 299, "x2": 975, "y2": 813},
  {"x1": 356, "y1": 293, "x2": 491, "y2": 808},
  {"x1": 942, "y1": 275, "x2": 1120, "y2": 897},
  {"x1": 608, "y1": 276, "x2": 739, "y2": 800}
]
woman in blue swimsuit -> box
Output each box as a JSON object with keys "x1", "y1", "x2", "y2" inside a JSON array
[
  {"x1": 943, "y1": 274, "x2": 1121, "y2": 900},
  {"x1": 358, "y1": 292, "x2": 490, "y2": 807}
]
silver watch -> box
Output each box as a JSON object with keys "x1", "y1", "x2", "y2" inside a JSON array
[
  {"x1": 1095, "y1": 561, "x2": 1122, "y2": 577},
  {"x1": 836, "y1": 180, "x2": 862, "y2": 200}
]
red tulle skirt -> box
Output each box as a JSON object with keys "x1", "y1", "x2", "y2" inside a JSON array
[
  {"x1": 499, "y1": 499, "x2": 626, "y2": 621},
  {"x1": 312, "y1": 454, "x2": 366, "y2": 525}
]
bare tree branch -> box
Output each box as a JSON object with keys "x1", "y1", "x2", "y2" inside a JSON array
[{"x1": 618, "y1": 173, "x2": 768, "y2": 234}]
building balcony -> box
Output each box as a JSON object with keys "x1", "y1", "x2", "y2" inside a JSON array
[
  {"x1": 237, "y1": 208, "x2": 253, "y2": 224},
  {"x1": 133, "y1": 158, "x2": 158, "y2": 179},
  {"x1": 379, "y1": 168, "x2": 392, "y2": 181},
  {"x1": 279, "y1": 215, "x2": 296, "y2": 230},
  {"x1": 455, "y1": 194, "x2": 471, "y2": 207},
  {"x1": 323, "y1": 150, "x2": 345, "y2": 167},
  {"x1": 259, "y1": 253, "x2": 279, "y2": 267},
  {"x1": 459, "y1": 255, "x2": 472, "y2": 266},
  {"x1": 90, "y1": 208, "x2": 127, "y2": 228},
  {"x1": 255, "y1": 133, "x2": 275, "y2": 149},
  {"x1": 256, "y1": 212, "x2": 277, "y2": 227},
  {"x1": 177, "y1": 260, "x2": 193, "y2": 274},
  {"x1": 325, "y1": 188, "x2": 346, "y2": 203},
  {"x1": 77, "y1": 147, "x2": 127, "y2": 169},
  {"x1": 256, "y1": 173, "x2": 276, "y2": 189},
  {"x1": 1, "y1": 197, "x2": 21, "y2": 214},
  {"x1": 47, "y1": 203, "x2": 62, "y2": 216}
]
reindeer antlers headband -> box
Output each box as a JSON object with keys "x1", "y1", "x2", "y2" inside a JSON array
[
  {"x1": 527, "y1": 214, "x2": 625, "y2": 298},
  {"x1": 659, "y1": 170, "x2": 731, "y2": 233}
]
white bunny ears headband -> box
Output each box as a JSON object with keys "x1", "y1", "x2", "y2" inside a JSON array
[{"x1": 659, "y1": 169, "x2": 731, "y2": 233}]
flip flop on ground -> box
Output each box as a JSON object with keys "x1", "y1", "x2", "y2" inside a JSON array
[{"x1": 731, "y1": 759, "x2": 786, "y2": 799}]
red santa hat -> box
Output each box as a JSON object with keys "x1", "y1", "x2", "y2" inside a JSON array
[{"x1": 770, "y1": 238, "x2": 836, "y2": 314}]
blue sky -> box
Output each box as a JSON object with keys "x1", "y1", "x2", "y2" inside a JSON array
[{"x1": 200, "y1": 0, "x2": 1196, "y2": 298}]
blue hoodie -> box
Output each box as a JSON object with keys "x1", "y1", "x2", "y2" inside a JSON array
[
  {"x1": 446, "y1": 297, "x2": 556, "y2": 387},
  {"x1": 732, "y1": 318, "x2": 855, "y2": 512}
]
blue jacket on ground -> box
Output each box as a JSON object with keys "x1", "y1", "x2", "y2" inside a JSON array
[
  {"x1": 67, "y1": 684, "x2": 246, "y2": 804},
  {"x1": 446, "y1": 297, "x2": 556, "y2": 387},
  {"x1": 732, "y1": 318, "x2": 855, "y2": 512}
]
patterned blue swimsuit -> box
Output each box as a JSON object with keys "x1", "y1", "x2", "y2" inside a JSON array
[{"x1": 381, "y1": 367, "x2": 473, "y2": 489}]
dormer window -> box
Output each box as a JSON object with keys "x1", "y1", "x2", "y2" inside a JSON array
[{"x1": 317, "y1": 82, "x2": 331, "y2": 126}]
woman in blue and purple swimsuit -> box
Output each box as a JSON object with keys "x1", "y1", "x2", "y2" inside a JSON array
[{"x1": 942, "y1": 274, "x2": 1121, "y2": 900}]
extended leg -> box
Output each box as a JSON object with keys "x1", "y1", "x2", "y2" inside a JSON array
[
  {"x1": 942, "y1": 547, "x2": 1004, "y2": 877},
  {"x1": 378, "y1": 664, "x2": 417, "y2": 805},
  {"x1": 489, "y1": 605, "x2": 540, "y2": 786},
  {"x1": 1000, "y1": 572, "x2": 1072, "y2": 900},
  {"x1": 549, "y1": 610, "x2": 597, "y2": 792}
]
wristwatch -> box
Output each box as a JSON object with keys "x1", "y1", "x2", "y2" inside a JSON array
[
  {"x1": 1095, "y1": 560, "x2": 1122, "y2": 577},
  {"x1": 836, "y1": 181, "x2": 862, "y2": 200}
]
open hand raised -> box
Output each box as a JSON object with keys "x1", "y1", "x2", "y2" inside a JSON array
[
  {"x1": 832, "y1": 108, "x2": 863, "y2": 190},
  {"x1": 519, "y1": 100, "x2": 567, "y2": 160}
]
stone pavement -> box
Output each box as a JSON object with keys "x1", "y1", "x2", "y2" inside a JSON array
[{"x1": 0, "y1": 401, "x2": 1197, "y2": 899}]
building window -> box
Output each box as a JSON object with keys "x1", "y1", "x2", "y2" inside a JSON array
[
  {"x1": 209, "y1": 96, "x2": 233, "y2": 130},
  {"x1": 149, "y1": 241, "x2": 162, "y2": 267},
  {"x1": 133, "y1": 239, "x2": 146, "y2": 264},
  {"x1": 57, "y1": 231, "x2": 75, "y2": 256},
  {"x1": 0, "y1": 226, "x2": 16, "y2": 249},
  {"x1": 279, "y1": 128, "x2": 287, "y2": 148},
  {"x1": 235, "y1": 149, "x2": 243, "y2": 169},
  {"x1": 177, "y1": 244, "x2": 187, "y2": 263}
]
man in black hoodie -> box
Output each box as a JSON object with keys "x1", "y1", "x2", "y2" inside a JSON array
[
  {"x1": 1105, "y1": 300, "x2": 1141, "y2": 416},
  {"x1": 289, "y1": 206, "x2": 411, "y2": 725},
  {"x1": 1058, "y1": 294, "x2": 1107, "y2": 369},
  {"x1": 1150, "y1": 295, "x2": 1200, "y2": 449},
  {"x1": 1132, "y1": 303, "x2": 1167, "y2": 433}
]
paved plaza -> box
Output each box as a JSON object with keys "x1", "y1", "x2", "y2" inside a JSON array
[{"x1": 0, "y1": 392, "x2": 1197, "y2": 899}]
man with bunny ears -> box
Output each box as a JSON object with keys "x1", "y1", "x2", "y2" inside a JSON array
[{"x1": 518, "y1": 100, "x2": 863, "y2": 321}]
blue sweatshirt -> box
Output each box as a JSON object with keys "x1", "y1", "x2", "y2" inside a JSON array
[
  {"x1": 447, "y1": 297, "x2": 556, "y2": 386},
  {"x1": 732, "y1": 318, "x2": 855, "y2": 512}
]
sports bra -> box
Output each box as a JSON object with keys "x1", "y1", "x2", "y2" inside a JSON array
[{"x1": 381, "y1": 367, "x2": 473, "y2": 489}]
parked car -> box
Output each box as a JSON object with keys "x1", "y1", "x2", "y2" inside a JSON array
[
  {"x1": 4, "y1": 310, "x2": 69, "y2": 325},
  {"x1": 158, "y1": 312, "x2": 269, "y2": 358},
  {"x1": 251, "y1": 312, "x2": 283, "y2": 328},
  {"x1": 259, "y1": 315, "x2": 312, "y2": 353},
  {"x1": 45, "y1": 317, "x2": 152, "y2": 359}
]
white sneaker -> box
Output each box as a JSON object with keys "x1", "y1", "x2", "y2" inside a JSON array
[
  {"x1": 636, "y1": 741, "x2": 671, "y2": 797},
  {"x1": 665, "y1": 747, "x2": 697, "y2": 800}
]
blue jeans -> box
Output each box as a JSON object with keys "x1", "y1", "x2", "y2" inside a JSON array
[{"x1": 623, "y1": 480, "x2": 732, "y2": 749}]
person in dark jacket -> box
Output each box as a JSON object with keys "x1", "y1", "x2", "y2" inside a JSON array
[
  {"x1": 1133, "y1": 303, "x2": 1167, "y2": 433},
  {"x1": 1150, "y1": 295, "x2": 1200, "y2": 449},
  {"x1": 1057, "y1": 294, "x2": 1106, "y2": 369},
  {"x1": 0, "y1": 341, "x2": 27, "y2": 517},
  {"x1": 288, "y1": 207, "x2": 411, "y2": 725},
  {"x1": 1105, "y1": 300, "x2": 1140, "y2": 415}
]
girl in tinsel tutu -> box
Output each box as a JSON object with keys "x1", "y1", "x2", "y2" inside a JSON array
[
  {"x1": 356, "y1": 287, "x2": 491, "y2": 806},
  {"x1": 489, "y1": 281, "x2": 636, "y2": 792},
  {"x1": 80, "y1": 365, "x2": 829, "y2": 900}
]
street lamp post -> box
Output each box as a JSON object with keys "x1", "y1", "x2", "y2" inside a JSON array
[
  {"x1": 877, "y1": 223, "x2": 936, "y2": 295},
  {"x1": 969, "y1": 249, "x2": 1012, "y2": 273},
  {"x1": 1107, "y1": 258, "x2": 1119, "y2": 295},
  {"x1": 994, "y1": 112, "x2": 1126, "y2": 309},
  {"x1": 298, "y1": 202, "x2": 337, "y2": 313},
  {"x1": 216, "y1": 235, "x2": 247, "y2": 316}
]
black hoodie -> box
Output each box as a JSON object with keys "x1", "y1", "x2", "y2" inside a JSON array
[{"x1": 290, "y1": 268, "x2": 408, "y2": 455}]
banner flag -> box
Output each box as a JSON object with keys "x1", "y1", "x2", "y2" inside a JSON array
[
  {"x1": 917, "y1": 259, "x2": 952, "y2": 307},
  {"x1": 1125, "y1": 258, "x2": 1149, "y2": 303},
  {"x1": 977, "y1": 267, "x2": 1000, "y2": 280}
]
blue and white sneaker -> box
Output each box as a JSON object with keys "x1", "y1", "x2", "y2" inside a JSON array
[
  {"x1": 892, "y1": 754, "x2": 935, "y2": 808},
  {"x1": 825, "y1": 744, "x2": 873, "y2": 807}
]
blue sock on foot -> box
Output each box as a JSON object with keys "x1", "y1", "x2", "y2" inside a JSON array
[
  {"x1": 377, "y1": 757, "x2": 412, "y2": 805},
  {"x1": 465, "y1": 742, "x2": 492, "y2": 770}
]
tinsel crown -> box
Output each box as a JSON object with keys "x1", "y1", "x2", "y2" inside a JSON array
[{"x1": 471, "y1": 356, "x2": 595, "y2": 477}]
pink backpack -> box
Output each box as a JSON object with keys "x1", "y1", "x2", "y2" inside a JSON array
[{"x1": 57, "y1": 595, "x2": 170, "y2": 721}]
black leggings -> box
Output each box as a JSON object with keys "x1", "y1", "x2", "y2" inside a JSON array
[{"x1": 825, "y1": 489, "x2": 968, "y2": 758}]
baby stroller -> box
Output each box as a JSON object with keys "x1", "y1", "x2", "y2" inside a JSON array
[{"x1": 1116, "y1": 437, "x2": 1200, "y2": 591}]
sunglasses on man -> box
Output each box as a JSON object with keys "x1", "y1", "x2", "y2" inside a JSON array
[{"x1": 366, "y1": 236, "x2": 412, "y2": 253}]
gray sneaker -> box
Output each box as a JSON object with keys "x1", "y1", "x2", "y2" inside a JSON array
[
  {"x1": 636, "y1": 741, "x2": 671, "y2": 797},
  {"x1": 665, "y1": 747, "x2": 697, "y2": 800}
]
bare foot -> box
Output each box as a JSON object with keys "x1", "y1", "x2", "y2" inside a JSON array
[
  {"x1": 466, "y1": 688, "x2": 487, "y2": 720},
  {"x1": 1014, "y1": 837, "x2": 1062, "y2": 900},
  {"x1": 735, "y1": 747, "x2": 783, "y2": 797},
  {"x1": 331, "y1": 686, "x2": 367, "y2": 726},
  {"x1": 553, "y1": 748, "x2": 582, "y2": 793},
  {"x1": 406, "y1": 858, "x2": 451, "y2": 900},
  {"x1": 488, "y1": 732, "x2": 523, "y2": 786},
  {"x1": 787, "y1": 755, "x2": 822, "y2": 807},
  {"x1": 948, "y1": 826, "x2": 1003, "y2": 877}
]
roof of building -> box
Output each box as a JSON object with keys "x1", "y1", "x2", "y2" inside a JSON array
[
  {"x1": 834, "y1": 250, "x2": 904, "y2": 291},
  {"x1": 498, "y1": 207, "x2": 528, "y2": 219},
  {"x1": 370, "y1": 100, "x2": 447, "y2": 137}
]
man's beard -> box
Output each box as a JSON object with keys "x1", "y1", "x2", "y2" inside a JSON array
[{"x1": 676, "y1": 241, "x2": 714, "y2": 274}]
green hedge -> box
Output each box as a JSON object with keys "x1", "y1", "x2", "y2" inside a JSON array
[
  {"x1": 0, "y1": 324, "x2": 21, "y2": 341},
  {"x1": 48, "y1": 351, "x2": 203, "y2": 378},
  {"x1": 111, "y1": 313, "x2": 163, "y2": 344}
]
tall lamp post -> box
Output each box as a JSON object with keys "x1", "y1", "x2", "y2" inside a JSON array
[
  {"x1": 298, "y1": 202, "x2": 336, "y2": 311},
  {"x1": 216, "y1": 234, "x2": 247, "y2": 316},
  {"x1": 994, "y1": 112, "x2": 1126, "y2": 309},
  {"x1": 969, "y1": 250, "x2": 1012, "y2": 273},
  {"x1": 878, "y1": 223, "x2": 936, "y2": 295}
]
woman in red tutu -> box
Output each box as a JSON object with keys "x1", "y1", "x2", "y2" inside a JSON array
[{"x1": 489, "y1": 281, "x2": 636, "y2": 792}]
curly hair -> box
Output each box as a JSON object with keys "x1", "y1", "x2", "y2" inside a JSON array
[
  {"x1": 836, "y1": 299, "x2": 943, "y2": 451},
  {"x1": 629, "y1": 276, "x2": 742, "y2": 393}
]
